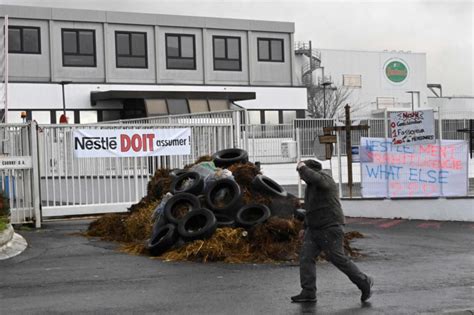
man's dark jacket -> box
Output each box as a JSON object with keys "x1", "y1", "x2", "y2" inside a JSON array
[{"x1": 298, "y1": 165, "x2": 345, "y2": 230}]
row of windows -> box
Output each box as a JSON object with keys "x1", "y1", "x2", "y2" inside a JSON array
[
  {"x1": 9, "y1": 26, "x2": 285, "y2": 71},
  {"x1": 9, "y1": 109, "x2": 300, "y2": 125},
  {"x1": 248, "y1": 110, "x2": 298, "y2": 125}
]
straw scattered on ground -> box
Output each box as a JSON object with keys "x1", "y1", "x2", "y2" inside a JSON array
[{"x1": 87, "y1": 158, "x2": 365, "y2": 264}]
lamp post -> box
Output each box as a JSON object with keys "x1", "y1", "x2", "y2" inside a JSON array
[
  {"x1": 60, "y1": 81, "x2": 72, "y2": 123},
  {"x1": 321, "y1": 80, "x2": 332, "y2": 118}
]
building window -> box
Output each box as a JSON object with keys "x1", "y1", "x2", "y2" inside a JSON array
[
  {"x1": 282, "y1": 110, "x2": 296, "y2": 124},
  {"x1": 31, "y1": 111, "x2": 51, "y2": 124},
  {"x1": 257, "y1": 38, "x2": 284, "y2": 62},
  {"x1": 55, "y1": 111, "x2": 75, "y2": 124},
  {"x1": 343, "y1": 74, "x2": 362, "y2": 88},
  {"x1": 188, "y1": 99, "x2": 209, "y2": 113},
  {"x1": 101, "y1": 111, "x2": 121, "y2": 122},
  {"x1": 166, "y1": 34, "x2": 196, "y2": 70},
  {"x1": 264, "y1": 110, "x2": 279, "y2": 124},
  {"x1": 167, "y1": 99, "x2": 189, "y2": 115},
  {"x1": 248, "y1": 111, "x2": 261, "y2": 124},
  {"x1": 115, "y1": 31, "x2": 148, "y2": 68},
  {"x1": 213, "y1": 36, "x2": 241, "y2": 71},
  {"x1": 208, "y1": 99, "x2": 229, "y2": 111},
  {"x1": 62, "y1": 29, "x2": 96, "y2": 67},
  {"x1": 8, "y1": 26, "x2": 41, "y2": 54},
  {"x1": 79, "y1": 111, "x2": 98, "y2": 124}
]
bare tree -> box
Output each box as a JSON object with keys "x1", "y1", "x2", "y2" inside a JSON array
[{"x1": 307, "y1": 85, "x2": 354, "y2": 118}]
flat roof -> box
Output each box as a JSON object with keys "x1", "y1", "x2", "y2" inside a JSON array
[
  {"x1": 0, "y1": 5, "x2": 294, "y2": 33},
  {"x1": 316, "y1": 48, "x2": 426, "y2": 55}
]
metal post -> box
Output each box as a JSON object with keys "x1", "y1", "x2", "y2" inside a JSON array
[
  {"x1": 384, "y1": 108, "x2": 389, "y2": 197},
  {"x1": 438, "y1": 107, "x2": 443, "y2": 196},
  {"x1": 30, "y1": 121, "x2": 41, "y2": 228},
  {"x1": 296, "y1": 128, "x2": 302, "y2": 198},
  {"x1": 345, "y1": 105, "x2": 353, "y2": 198},
  {"x1": 4, "y1": 16, "x2": 8, "y2": 123},
  {"x1": 323, "y1": 84, "x2": 326, "y2": 118},
  {"x1": 61, "y1": 83, "x2": 66, "y2": 115},
  {"x1": 252, "y1": 125, "x2": 256, "y2": 162},
  {"x1": 336, "y1": 127, "x2": 343, "y2": 197}
]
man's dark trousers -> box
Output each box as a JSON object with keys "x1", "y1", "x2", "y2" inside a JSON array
[{"x1": 300, "y1": 225, "x2": 369, "y2": 294}]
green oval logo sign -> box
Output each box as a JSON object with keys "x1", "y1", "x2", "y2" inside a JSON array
[{"x1": 385, "y1": 60, "x2": 408, "y2": 83}]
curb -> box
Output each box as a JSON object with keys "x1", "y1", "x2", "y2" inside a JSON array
[
  {"x1": 0, "y1": 224, "x2": 28, "y2": 260},
  {"x1": 0, "y1": 224, "x2": 14, "y2": 246},
  {"x1": 441, "y1": 310, "x2": 474, "y2": 315}
]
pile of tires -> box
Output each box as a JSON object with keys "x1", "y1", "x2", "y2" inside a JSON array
[{"x1": 148, "y1": 148, "x2": 298, "y2": 256}]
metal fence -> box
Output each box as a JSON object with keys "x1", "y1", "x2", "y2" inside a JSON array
[
  {"x1": 0, "y1": 124, "x2": 40, "y2": 225},
  {"x1": 241, "y1": 124, "x2": 296, "y2": 163},
  {"x1": 2, "y1": 109, "x2": 473, "y2": 225},
  {"x1": 37, "y1": 122, "x2": 235, "y2": 218}
]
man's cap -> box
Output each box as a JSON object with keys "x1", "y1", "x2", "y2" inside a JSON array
[{"x1": 304, "y1": 159, "x2": 322, "y2": 171}]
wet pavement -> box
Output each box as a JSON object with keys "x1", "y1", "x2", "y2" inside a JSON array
[{"x1": 0, "y1": 218, "x2": 473, "y2": 314}]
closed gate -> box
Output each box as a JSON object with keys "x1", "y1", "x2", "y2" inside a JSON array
[
  {"x1": 37, "y1": 122, "x2": 235, "y2": 220},
  {"x1": 0, "y1": 123, "x2": 41, "y2": 227}
]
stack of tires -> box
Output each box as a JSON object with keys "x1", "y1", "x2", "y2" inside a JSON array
[{"x1": 148, "y1": 148, "x2": 295, "y2": 256}]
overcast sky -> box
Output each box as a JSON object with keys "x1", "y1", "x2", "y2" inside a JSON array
[{"x1": 2, "y1": 0, "x2": 473, "y2": 96}]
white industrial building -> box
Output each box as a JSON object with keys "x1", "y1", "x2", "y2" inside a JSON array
[{"x1": 295, "y1": 46, "x2": 429, "y2": 117}]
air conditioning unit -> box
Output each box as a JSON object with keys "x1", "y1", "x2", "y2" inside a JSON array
[{"x1": 281, "y1": 141, "x2": 297, "y2": 158}]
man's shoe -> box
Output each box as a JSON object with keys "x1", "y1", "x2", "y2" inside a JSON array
[
  {"x1": 360, "y1": 276, "x2": 373, "y2": 302},
  {"x1": 291, "y1": 291, "x2": 316, "y2": 303}
]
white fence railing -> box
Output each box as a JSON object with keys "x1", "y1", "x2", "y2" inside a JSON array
[
  {"x1": 2, "y1": 109, "x2": 473, "y2": 225},
  {"x1": 0, "y1": 123, "x2": 40, "y2": 225},
  {"x1": 37, "y1": 122, "x2": 235, "y2": 218}
]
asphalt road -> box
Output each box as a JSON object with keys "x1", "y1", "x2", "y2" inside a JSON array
[{"x1": 1, "y1": 218, "x2": 473, "y2": 314}]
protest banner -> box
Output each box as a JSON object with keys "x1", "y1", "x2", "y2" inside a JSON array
[
  {"x1": 389, "y1": 109, "x2": 435, "y2": 145},
  {"x1": 73, "y1": 128, "x2": 191, "y2": 158},
  {"x1": 360, "y1": 137, "x2": 468, "y2": 197}
]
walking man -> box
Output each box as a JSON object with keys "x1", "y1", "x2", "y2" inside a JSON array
[{"x1": 291, "y1": 159, "x2": 373, "y2": 303}]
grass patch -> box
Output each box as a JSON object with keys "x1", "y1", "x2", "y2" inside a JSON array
[{"x1": 0, "y1": 216, "x2": 9, "y2": 232}]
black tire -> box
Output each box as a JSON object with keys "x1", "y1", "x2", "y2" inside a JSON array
[
  {"x1": 152, "y1": 211, "x2": 168, "y2": 234},
  {"x1": 269, "y1": 194, "x2": 299, "y2": 218},
  {"x1": 170, "y1": 171, "x2": 204, "y2": 195},
  {"x1": 169, "y1": 169, "x2": 187, "y2": 178},
  {"x1": 235, "y1": 204, "x2": 271, "y2": 228},
  {"x1": 214, "y1": 213, "x2": 235, "y2": 228},
  {"x1": 205, "y1": 178, "x2": 242, "y2": 216},
  {"x1": 177, "y1": 208, "x2": 217, "y2": 241},
  {"x1": 251, "y1": 175, "x2": 288, "y2": 197},
  {"x1": 148, "y1": 224, "x2": 178, "y2": 256},
  {"x1": 163, "y1": 193, "x2": 201, "y2": 225},
  {"x1": 212, "y1": 148, "x2": 249, "y2": 168}
]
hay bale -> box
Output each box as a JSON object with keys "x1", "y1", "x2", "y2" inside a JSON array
[
  {"x1": 160, "y1": 227, "x2": 252, "y2": 263},
  {"x1": 123, "y1": 202, "x2": 156, "y2": 242},
  {"x1": 227, "y1": 162, "x2": 261, "y2": 188},
  {"x1": 87, "y1": 213, "x2": 128, "y2": 242}
]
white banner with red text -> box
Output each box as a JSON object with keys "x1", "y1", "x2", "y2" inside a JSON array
[{"x1": 73, "y1": 128, "x2": 191, "y2": 158}]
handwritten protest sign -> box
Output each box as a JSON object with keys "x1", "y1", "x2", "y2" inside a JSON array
[
  {"x1": 360, "y1": 137, "x2": 468, "y2": 197},
  {"x1": 389, "y1": 110, "x2": 435, "y2": 145}
]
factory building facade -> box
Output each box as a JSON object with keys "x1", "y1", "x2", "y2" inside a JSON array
[{"x1": 0, "y1": 5, "x2": 307, "y2": 124}]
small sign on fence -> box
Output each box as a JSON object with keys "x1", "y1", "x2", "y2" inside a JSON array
[
  {"x1": 389, "y1": 109, "x2": 435, "y2": 145},
  {"x1": 0, "y1": 156, "x2": 32, "y2": 169},
  {"x1": 73, "y1": 128, "x2": 191, "y2": 158}
]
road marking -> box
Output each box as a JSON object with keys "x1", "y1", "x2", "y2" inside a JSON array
[
  {"x1": 378, "y1": 220, "x2": 404, "y2": 229},
  {"x1": 417, "y1": 222, "x2": 441, "y2": 229}
]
